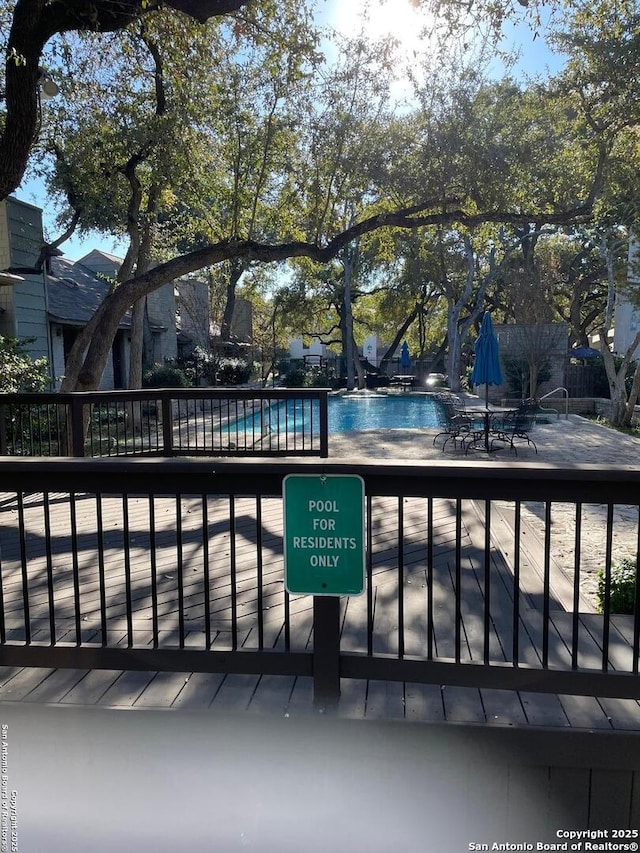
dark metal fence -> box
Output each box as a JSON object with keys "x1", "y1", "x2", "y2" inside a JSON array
[
  {"x1": 0, "y1": 458, "x2": 639, "y2": 704},
  {"x1": 0, "y1": 388, "x2": 328, "y2": 458}
]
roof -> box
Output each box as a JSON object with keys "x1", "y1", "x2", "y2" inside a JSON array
[
  {"x1": 47, "y1": 257, "x2": 131, "y2": 328},
  {"x1": 77, "y1": 249, "x2": 124, "y2": 266}
]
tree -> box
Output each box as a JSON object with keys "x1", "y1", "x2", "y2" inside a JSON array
[
  {"x1": 12, "y1": 3, "x2": 604, "y2": 393},
  {"x1": 595, "y1": 224, "x2": 640, "y2": 426},
  {"x1": 0, "y1": 0, "x2": 254, "y2": 202},
  {"x1": 534, "y1": 231, "x2": 608, "y2": 346},
  {"x1": 41, "y1": 4, "x2": 316, "y2": 387}
]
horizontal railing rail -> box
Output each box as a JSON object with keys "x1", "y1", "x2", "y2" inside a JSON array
[
  {"x1": 0, "y1": 388, "x2": 329, "y2": 459},
  {"x1": 0, "y1": 458, "x2": 639, "y2": 704}
]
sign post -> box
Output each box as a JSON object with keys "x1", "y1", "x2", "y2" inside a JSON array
[
  {"x1": 283, "y1": 474, "x2": 365, "y2": 596},
  {"x1": 283, "y1": 473, "x2": 365, "y2": 704}
]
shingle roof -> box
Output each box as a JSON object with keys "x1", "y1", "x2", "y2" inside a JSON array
[{"x1": 47, "y1": 257, "x2": 131, "y2": 328}]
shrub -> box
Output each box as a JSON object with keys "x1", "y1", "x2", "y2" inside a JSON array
[
  {"x1": 282, "y1": 366, "x2": 307, "y2": 387},
  {"x1": 143, "y1": 364, "x2": 190, "y2": 388},
  {"x1": 0, "y1": 336, "x2": 49, "y2": 392},
  {"x1": 596, "y1": 558, "x2": 637, "y2": 614},
  {"x1": 216, "y1": 358, "x2": 252, "y2": 385}
]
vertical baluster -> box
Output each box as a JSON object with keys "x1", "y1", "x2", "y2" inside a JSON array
[
  {"x1": 202, "y1": 495, "x2": 211, "y2": 649},
  {"x1": 367, "y1": 496, "x2": 374, "y2": 657},
  {"x1": 571, "y1": 503, "x2": 582, "y2": 670},
  {"x1": 123, "y1": 494, "x2": 133, "y2": 647},
  {"x1": 256, "y1": 497, "x2": 264, "y2": 650},
  {"x1": 633, "y1": 506, "x2": 640, "y2": 675},
  {"x1": 106, "y1": 403, "x2": 112, "y2": 456},
  {"x1": 96, "y1": 495, "x2": 108, "y2": 647},
  {"x1": 542, "y1": 501, "x2": 551, "y2": 667},
  {"x1": 427, "y1": 498, "x2": 434, "y2": 660},
  {"x1": 27, "y1": 404, "x2": 35, "y2": 455},
  {"x1": 43, "y1": 492, "x2": 56, "y2": 644},
  {"x1": 69, "y1": 492, "x2": 82, "y2": 644},
  {"x1": 484, "y1": 499, "x2": 491, "y2": 665},
  {"x1": 176, "y1": 494, "x2": 185, "y2": 647},
  {"x1": 284, "y1": 588, "x2": 291, "y2": 652},
  {"x1": 455, "y1": 498, "x2": 462, "y2": 663},
  {"x1": 47, "y1": 404, "x2": 53, "y2": 456},
  {"x1": 121, "y1": 400, "x2": 127, "y2": 455},
  {"x1": 398, "y1": 497, "x2": 404, "y2": 660},
  {"x1": 17, "y1": 493, "x2": 31, "y2": 644},
  {"x1": 229, "y1": 496, "x2": 238, "y2": 650},
  {"x1": 149, "y1": 496, "x2": 158, "y2": 649},
  {"x1": 512, "y1": 502, "x2": 521, "y2": 666},
  {"x1": 602, "y1": 503, "x2": 614, "y2": 671}
]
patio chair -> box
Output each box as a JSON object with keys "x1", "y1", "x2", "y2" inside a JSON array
[
  {"x1": 489, "y1": 406, "x2": 538, "y2": 455},
  {"x1": 432, "y1": 393, "x2": 475, "y2": 451}
]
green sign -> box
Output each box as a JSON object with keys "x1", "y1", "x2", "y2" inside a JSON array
[{"x1": 283, "y1": 474, "x2": 365, "y2": 596}]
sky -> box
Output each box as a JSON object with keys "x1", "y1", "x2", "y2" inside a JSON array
[{"x1": 16, "y1": 0, "x2": 567, "y2": 262}]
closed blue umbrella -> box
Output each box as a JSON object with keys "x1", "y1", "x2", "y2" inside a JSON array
[
  {"x1": 400, "y1": 340, "x2": 411, "y2": 369},
  {"x1": 470, "y1": 311, "x2": 503, "y2": 407}
]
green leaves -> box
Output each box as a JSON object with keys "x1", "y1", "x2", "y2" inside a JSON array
[{"x1": 0, "y1": 336, "x2": 49, "y2": 392}]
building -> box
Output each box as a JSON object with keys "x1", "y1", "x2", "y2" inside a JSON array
[
  {"x1": 612, "y1": 237, "x2": 640, "y2": 357},
  {"x1": 0, "y1": 197, "x2": 134, "y2": 388}
]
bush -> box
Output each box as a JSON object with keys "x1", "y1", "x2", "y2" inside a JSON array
[
  {"x1": 281, "y1": 364, "x2": 336, "y2": 388},
  {"x1": 216, "y1": 358, "x2": 252, "y2": 385},
  {"x1": 282, "y1": 366, "x2": 307, "y2": 387},
  {"x1": 596, "y1": 558, "x2": 637, "y2": 614},
  {"x1": 143, "y1": 364, "x2": 190, "y2": 388},
  {"x1": 0, "y1": 335, "x2": 49, "y2": 392}
]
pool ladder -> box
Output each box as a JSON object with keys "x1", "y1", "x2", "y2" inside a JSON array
[{"x1": 539, "y1": 387, "x2": 569, "y2": 420}]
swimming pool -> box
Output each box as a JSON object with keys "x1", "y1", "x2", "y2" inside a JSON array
[{"x1": 245, "y1": 394, "x2": 442, "y2": 435}]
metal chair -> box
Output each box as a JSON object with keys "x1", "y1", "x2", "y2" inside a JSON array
[
  {"x1": 433, "y1": 393, "x2": 475, "y2": 451},
  {"x1": 489, "y1": 407, "x2": 538, "y2": 455}
]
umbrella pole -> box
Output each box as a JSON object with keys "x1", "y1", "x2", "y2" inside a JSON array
[{"x1": 485, "y1": 384, "x2": 489, "y2": 450}]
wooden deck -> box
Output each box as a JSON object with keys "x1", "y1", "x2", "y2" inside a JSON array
[{"x1": 0, "y1": 489, "x2": 639, "y2": 730}]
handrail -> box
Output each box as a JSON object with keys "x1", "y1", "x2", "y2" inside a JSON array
[
  {"x1": 2, "y1": 457, "x2": 640, "y2": 706},
  {"x1": 539, "y1": 386, "x2": 569, "y2": 419}
]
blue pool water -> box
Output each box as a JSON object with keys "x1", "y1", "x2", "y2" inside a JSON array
[
  {"x1": 328, "y1": 394, "x2": 440, "y2": 432},
  {"x1": 248, "y1": 394, "x2": 442, "y2": 435}
]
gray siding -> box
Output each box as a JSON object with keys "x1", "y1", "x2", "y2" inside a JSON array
[
  {"x1": 147, "y1": 282, "x2": 177, "y2": 363},
  {"x1": 176, "y1": 278, "x2": 209, "y2": 351},
  {"x1": 6, "y1": 199, "x2": 49, "y2": 363}
]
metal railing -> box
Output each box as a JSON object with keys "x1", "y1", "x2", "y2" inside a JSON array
[
  {"x1": 539, "y1": 386, "x2": 569, "y2": 419},
  {"x1": 0, "y1": 457, "x2": 638, "y2": 704},
  {"x1": 0, "y1": 388, "x2": 329, "y2": 458}
]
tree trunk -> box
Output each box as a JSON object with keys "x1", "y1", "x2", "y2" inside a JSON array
[
  {"x1": 343, "y1": 246, "x2": 358, "y2": 391},
  {"x1": 445, "y1": 312, "x2": 463, "y2": 392},
  {"x1": 621, "y1": 363, "x2": 640, "y2": 427},
  {"x1": 128, "y1": 298, "x2": 145, "y2": 389},
  {"x1": 379, "y1": 303, "x2": 420, "y2": 374},
  {"x1": 352, "y1": 330, "x2": 365, "y2": 389},
  {"x1": 221, "y1": 262, "x2": 244, "y2": 343}
]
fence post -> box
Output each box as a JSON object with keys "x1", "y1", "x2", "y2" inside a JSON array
[
  {"x1": 70, "y1": 396, "x2": 85, "y2": 457},
  {"x1": 0, "y1": 405, "x2": 6, "y2": 455},
  {"x1": 313, "y1": 595, "x2": 341, "y2": 705},
  {"x1": 161, "y1": 393, "x2": 173, "y2": 456},
  {"x1": 319, "y1": 390, "x2": 329, "y2": 459}
]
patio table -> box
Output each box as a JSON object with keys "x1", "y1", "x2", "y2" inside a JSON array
[
  {"x1": 464, "y1": 405, "x2": 519, "y2": 453},
  {"x1": 390, "y1": 375, "x2": 415, "y2": 391}
]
